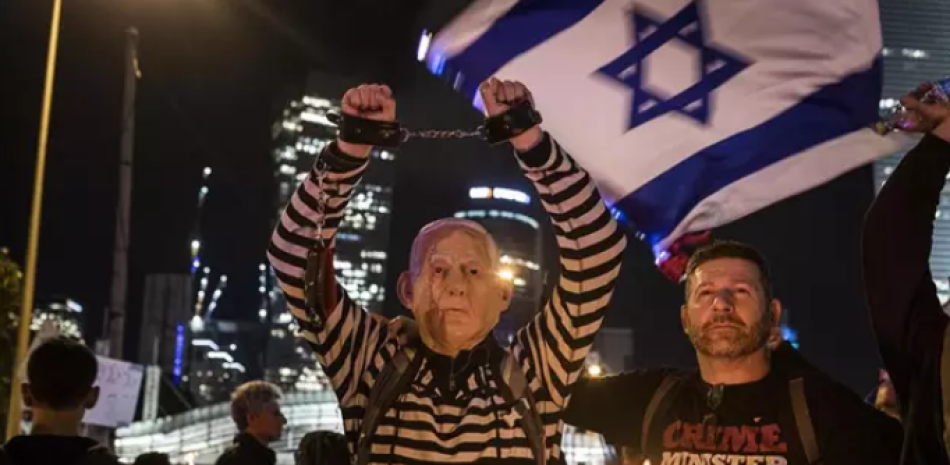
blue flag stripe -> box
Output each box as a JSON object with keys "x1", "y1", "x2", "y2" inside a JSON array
[
  {"x1": 438, "y1": 0, "x2": 606, "y2": 99},
  {"x1": 615, "y1": 58, "x2": 884, "y2": 247}
]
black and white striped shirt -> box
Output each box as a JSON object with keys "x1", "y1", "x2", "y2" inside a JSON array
[{"x1": 267, "y1": 133, "x2": 627, "y2": 465}]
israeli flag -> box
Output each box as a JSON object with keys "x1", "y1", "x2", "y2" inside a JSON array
[{"x1": 423, "y1": 0, "x2": 914, "y2": 259}]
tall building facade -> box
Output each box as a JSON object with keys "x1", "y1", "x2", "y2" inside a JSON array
[
  {"x1": 265, "y1": 87, "x2": 396, "y2": 393},
  {"x1": 184, "y1": 319, "x2": 262, "y2": 406},
  {"x1": 874, "y1": 0, "x2": 950, "y2": 302},
  {"x1": 138, "y1": 274, "x2": 193, "y2": 371},
  {"x1": 453, "y1": 185, "x2": 546, "y2": 343}
]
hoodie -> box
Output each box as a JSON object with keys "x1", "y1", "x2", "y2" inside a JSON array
[{"x1": 1, "y1": 435, "x2": 118, "y2": 465}]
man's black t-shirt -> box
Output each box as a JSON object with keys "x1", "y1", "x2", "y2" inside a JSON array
[{"x1": 564, "y1": 351, "x2": 901, "y2": 464}]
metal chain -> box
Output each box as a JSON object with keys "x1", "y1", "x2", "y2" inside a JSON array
[
  {"x1": 313, "y1": 162, "x2": 329, "y2": 247},
  {"x1": 400, "y1": 127, "x2": 484, "y2": 142}
]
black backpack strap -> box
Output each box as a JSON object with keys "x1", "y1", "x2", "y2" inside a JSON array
[
  {"x1": 640, "y1": 373, "x2": 682, "y2": 459},
  {"x1": 789, "y1": 377, "x2": 821, "y2": 465},
  {"x1": 356, "y1": 319, "x2": 424, "y2": 465},
  {"x1": 495, "y1": 351, "x2": 546, "y2": 465}
]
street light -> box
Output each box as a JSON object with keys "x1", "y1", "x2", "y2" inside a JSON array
[
  {"x1": 6, "y1": 0, "x2": 64, "y2": 439},
  {"x1": 6, "y1": 3, "x2": 140, "y2": 438},
  {"x1": 586, "y1": 363, "x2": 604, "y2": 378}
]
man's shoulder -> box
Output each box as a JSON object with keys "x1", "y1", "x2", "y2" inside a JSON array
[
  {"x1": 0, "y1": 441, "x2": 120, "y2": 465},
  {"x1": 214, "y1": 444, "x2": 241, "y2": 465},
  {"x1": 80, "y1": 447, "x2": 121, "y2": 465},
  {"x1": 793, "y1": 373, "x2": 904, "y2": 461},
  {"x1": 796, "y1": 372, "x2": 896, "y2": 428},
  {"x1": 796, "y1": 371, "x2": 864, "y2": 403}
]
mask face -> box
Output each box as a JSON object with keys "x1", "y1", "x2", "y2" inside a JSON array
[{"x1": 406, "y1": 230, "x2": 510, "y2": 353}]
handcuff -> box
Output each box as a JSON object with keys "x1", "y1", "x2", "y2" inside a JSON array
[
  {"x1": 325, "y1": 99, "x2": 543, "y2": 148},
  {"x1": 305, "y1": 101, "x2": 543, "y2": 318}
]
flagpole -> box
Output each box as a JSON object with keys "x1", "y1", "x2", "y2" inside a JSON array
[{"x1": 6, "y1": 0, "x2": 64, "y2": 439}]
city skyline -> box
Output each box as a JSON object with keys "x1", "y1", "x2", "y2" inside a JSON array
[
  {"x1": 2, "y1": 0, "x2": 942, "y2": 416},
  {"x1": 263, "y1": 83, "x2": 397, "y2": 395},
  {"x1": 453, "y1": 185, "x2": 547, "y2": 343}
]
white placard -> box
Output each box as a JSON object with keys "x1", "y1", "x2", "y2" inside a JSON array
[{"x1": 82, "y1": 356, "x2": 144, "y2": 428}]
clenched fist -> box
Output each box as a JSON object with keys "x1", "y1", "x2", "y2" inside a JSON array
[
  {"x1": 479, "y1": 78, "x2": 542, "y2": 151},
  {"x1": 900, "y1": 82, "x2": 950, "y2": 142},
  {"x1": 338, "y1": 84, "x2": 396, "y2": 158}
]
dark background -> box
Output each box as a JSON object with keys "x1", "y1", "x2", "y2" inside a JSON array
[{"x1": 0, "y1": 0, "x2": 882, "y2": 394}]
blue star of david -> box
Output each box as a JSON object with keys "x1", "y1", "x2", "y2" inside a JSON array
[{"x1": 596, "y1": 0, "x2": 751, "y2": 130}]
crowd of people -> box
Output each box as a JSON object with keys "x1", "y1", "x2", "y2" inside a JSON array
[{"x1": 2, "y1": 78, "x2": 950, "y2": 465}]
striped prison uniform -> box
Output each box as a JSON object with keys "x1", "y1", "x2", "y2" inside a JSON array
[{"x1": 267, "y1": 133, "x2": 627, "y2": 465}]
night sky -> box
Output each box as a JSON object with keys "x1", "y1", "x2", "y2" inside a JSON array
[{"x1": 0, "y1": 0, "x2": 884, "y2": 394}]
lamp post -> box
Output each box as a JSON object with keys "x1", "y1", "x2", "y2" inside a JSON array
[{"x1": 6, "y1": 0, "x2": 64, "y2": 439}]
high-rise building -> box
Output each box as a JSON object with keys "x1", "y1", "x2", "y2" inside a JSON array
[
  {"x1": 138, "y1": 274, "x2": 193, "y2": 372},
  {"x1": 265, "y1": 84, "x2": 397, "y2": 393},
  {"x1": 874, "y1": 0, "x2": 950, "y2": 302},
  {"x1": 31, "y1": 296, "x2": 85, "y2": 340},
  {"x1": 184, "y1": 319, "x2": 263, "y2": 406},
  {"x1": 453, "y1": 185, "x2": 546, "y2": 343}
]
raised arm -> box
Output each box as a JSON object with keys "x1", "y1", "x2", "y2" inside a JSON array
[
  {"x1": 512, "y1": 134, "x2": 627, "y2": 409},
  {"x1": 266, "y1": 85, "x2": 396, "y2": 404},
  {"x1": 477, "y1": 79, "x2": 628, "y2": 409},
  {"x1": 862, "y1": 87, "x2": 950, "y2": 407}
]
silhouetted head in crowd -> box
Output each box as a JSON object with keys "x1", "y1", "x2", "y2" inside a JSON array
[
  {"x1": 133, "y1": 452, "x2": 172, "y2": 465},
  {"x1": 21, "y1": 336, "x2": 99, "y2": 435},
  {"x1": 230, "y1": 381, "x2": 286, "y2": 444}
]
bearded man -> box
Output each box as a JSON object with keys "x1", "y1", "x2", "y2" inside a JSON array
[
  {"x1": 563, "y1": 241, "x2": 903, "y2": 465},
  {"x1": 267, "y1": 78, "x2": 626, "y2": 465}
]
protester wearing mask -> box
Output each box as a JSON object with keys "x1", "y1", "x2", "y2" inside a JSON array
[
  {"x1": 563, "y1": 241, "x2": 902, "y2": 465},
  {"x1": 862, "y1": 82, "x2": 950, "y2": 464},
  {"x1": 267, "y1": 78, "x2": 626, "y2": 464}
]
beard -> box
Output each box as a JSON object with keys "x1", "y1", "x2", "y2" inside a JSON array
[{"x1": 687, "y1": 313, "x2": 771, "y2": 359}]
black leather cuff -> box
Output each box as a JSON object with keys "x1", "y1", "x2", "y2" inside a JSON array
[
  {"x1": 329, "y1": 112, "x2": 403, "y2": 148},
  {"x1": 482, "y1": 101, "x2": 543, "y2": 145}
]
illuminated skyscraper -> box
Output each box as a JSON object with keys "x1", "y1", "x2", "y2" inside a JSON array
[
  {"x1": 185, "y1": 320, "x2": 259, "y2": 406},
  {"x1": 874, "y1": 0, "x2": 950, "y2": 302},
  {"x1": 265, "y1": 88, "x2": 396, "y2": 393},
  {"x1": 138, "y1": 274, "x2": 192, "y2": 375},
  {"x1": 454, "y1": 185, "x2": 546, "y2": 343}
]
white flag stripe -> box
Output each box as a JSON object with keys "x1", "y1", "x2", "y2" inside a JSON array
[{"x1": 658, "y1": 129, "x2": 918, "y2": 254}]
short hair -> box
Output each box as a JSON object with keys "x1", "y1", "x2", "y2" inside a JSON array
[
  {"x1": 230, "y1": 381, "x2": 282, "y2": 430},
  {"x1": 409, "y1": 218, "x2": 500, "y2": 278},
  {"x1": 134, "y1": 453, "x2": 171, "y2": 465},
  {"x1": 685, "y1": 240, "x2": 773, "y2": 301},
  {"x1": 26, "y1": 336, "x2": 98, "y2": 410}
]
